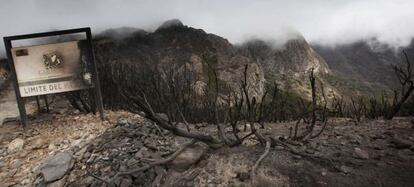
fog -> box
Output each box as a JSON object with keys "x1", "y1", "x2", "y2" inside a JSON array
[{"x1": 1, "y1": 0, "x2": 414, "y2": 57}]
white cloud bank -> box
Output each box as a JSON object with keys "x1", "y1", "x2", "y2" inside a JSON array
[{"x1": 1, "y1": 0, "x2": 414, "y2": 57}]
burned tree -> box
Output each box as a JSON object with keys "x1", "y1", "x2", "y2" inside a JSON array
[
  {"x1": 386, "y1": 51, "x2": 414, "y2": 120},
  {"x1": 292, "y1": 68, "x2": 328, "y2": 141},
  {"x1": 331, "y1": 93, "x2": 346, "y2": 117},
  {"x1": 350, "y1": 96, "x2": 366, "y2": 122}
]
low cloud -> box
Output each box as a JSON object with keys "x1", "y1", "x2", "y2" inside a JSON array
[{"x1": 1, "y1": 0, "x2": 414, "y2": 57}]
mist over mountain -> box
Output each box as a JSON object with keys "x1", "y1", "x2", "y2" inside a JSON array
[
  {"x1": 313, "y1": 39, "x2": 414, "y2": 90},
  {"x1": 1, "y1": 0, "x2": 414, "y2": 58}
]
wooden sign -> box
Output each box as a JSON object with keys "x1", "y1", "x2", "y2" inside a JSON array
[{"x1": 3, "y1": 28, "x2": 104, "y2": 127}]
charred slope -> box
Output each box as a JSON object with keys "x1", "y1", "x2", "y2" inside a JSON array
[{"x1": 93, "y1": 20, "x2": 264, "y2": 109}]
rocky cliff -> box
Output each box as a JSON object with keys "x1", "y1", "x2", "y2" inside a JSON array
[
  {"x1": 239, "y1": 37, "x2": 332, "y2": 99},
  {"x1": 240, "y1": 37, "x2": 329, "y2": 76}
]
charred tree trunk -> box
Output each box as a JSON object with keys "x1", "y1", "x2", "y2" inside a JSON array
[{"x1": 386, "y1": 51, "x2": 414, "y2": 120}]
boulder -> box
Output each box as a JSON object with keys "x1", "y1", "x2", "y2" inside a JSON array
[
  {"x1": 38, "y1": 151, "x2": 74, "y2": 182},
  {"x1": 8, "y1": 138, "x2": 24, "y2": 153},
  {"x1": 169, "y1": 143, "x2": 207, "y2": 172}
]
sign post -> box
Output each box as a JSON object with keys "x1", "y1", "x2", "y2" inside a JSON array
[{"x1": 3, "y1": 28, "x2": 104, "y2": 127}]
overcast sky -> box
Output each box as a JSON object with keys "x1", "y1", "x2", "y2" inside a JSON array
[{"x1": 1, "y1": 0, "x2": 414, "y2": 57}]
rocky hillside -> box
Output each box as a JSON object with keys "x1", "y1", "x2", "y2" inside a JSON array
[
  {"x1": 93, "y1": 19, "x2": 265, "y2": 107},
  {"x1": 239, "y1": 37, "x2": 329, "y2": 76},
  {"x1": 93, "y1": 20, "x2": 339, "y2": 108},
  {"x1": 239, "y1": 37, "x2": 332, "y2": 99}
]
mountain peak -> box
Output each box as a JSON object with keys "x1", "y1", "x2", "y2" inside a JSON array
[{"x1": 156, "y1": 19, "x2": 184, "y2": 31}]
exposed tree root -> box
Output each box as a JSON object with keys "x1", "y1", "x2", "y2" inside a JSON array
[
  {"x1": 270, "y1": 137, "x2": 341, "y2": 172},
  {"x1": 251, "y1": 140, "x2": 271, "y2": 185},
  {"x1": 88, "y1": 139, "x2": 197, "y2": 187}
]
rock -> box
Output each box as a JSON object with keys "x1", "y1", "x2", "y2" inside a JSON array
[
  {"x1": 0, "y1": 180, "x2": 17, "y2": 187},
  {"x1": 71, "y1": 139, "x2": 83, "y2": 148},
  {"x1": 321, "y1": 168, "x2": 328, "y2": 176},
  {"x1": 127, "y1": 158, "x2": 138, "y2": 167},
  {"x1": 10, "y1": 159, "x2": 22, "y2": 169},
  {"x1": 19, "y1": 151, "x2": 29, "y2": 158},
  {"x1": 339, "y1": 165, "x2": 351, "y2": 174},
  {"x1": 56, "y1": 108, "x2": 68, "y2": 115},
  {"x1": 354, "y1": 148, "x2": 369, "y2": 159},
  {"x1": 76, "y1": 176, "x2": 94, "y2": 186},
  {"x1": 0, "y1": 160, "x2": 5, "y2": 168},
  {"x1": 48, "y1": 143, "x2": 56, "y2": 150},
  {"x1": 0, "y1": 172, "x2": 8, "y2": 180},
  {"x1": 47, "y1": 175, "x2": 67, "y2": 187},
  {"x1": 390, "y1": 138, "x2": 411, "y2": 149},
  {"x1": 8, "y1": 138, "x2": 24, "y2": 153},
  {"x1": 72, "y1": 134, "x2": 81, "y2": 140},
  {"x1": 293, "y1": 155, "x2": 302, "y2": 159},
  {"x1": 62, "y1": 139, "x2": 70, "y2": 145},
  {"x1": 33, "y1": 175, "x2": 47, "y2": 187},
  {"x1": 32, "y1": 138, "x2": 47, "y2": 149},
  {"x1": 117, "y1": 118, "x2": 130, "y2": 126},
  {"x1": 305, "y1": 149, "x2": 315, "y2": 154},
  {"x1": 134, "y1": 147, "x2": 149, "y2": 159},
  {"x1": 21, "y1": 178, "x2": 31, "y2": 185},
  {"x1": 83, "y1": 152, "x2": 91, "y2": 159},
  {"x1": 86, "y1": 154, "x2": 96, "y2": 164},
  {"x1": 169, "y1": 143, "x2": 207, "y2": 172},
  {"x1": 9, "y1": 168, "x2": 17, "y2": 176},
  {"x1": 38, "y1": 151, "x2": 74, "y2": 182}
]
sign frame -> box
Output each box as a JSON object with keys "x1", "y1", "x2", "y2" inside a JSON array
[{"x1": 3, "y1": 27, "x2": 104, "y2": 127}]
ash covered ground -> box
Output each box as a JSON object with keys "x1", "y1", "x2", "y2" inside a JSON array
[{"x1": 0, "y1": 96, "x2": 413, "y2": 187}]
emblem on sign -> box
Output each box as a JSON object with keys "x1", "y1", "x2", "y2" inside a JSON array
[{"x1": 43, "y1": 52, "x2": 63, "y2": 69}]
